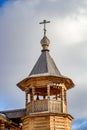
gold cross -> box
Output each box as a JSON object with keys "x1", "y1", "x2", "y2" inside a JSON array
[{"x1": 39, "y1": 20, "x2": 50, "y2": 36}]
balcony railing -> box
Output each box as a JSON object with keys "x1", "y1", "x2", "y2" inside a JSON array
[{"x1": 26, "y1": 99, "x2": 66, "y2": 114}]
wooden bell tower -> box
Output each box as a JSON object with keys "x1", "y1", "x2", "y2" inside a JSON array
[{"x1": 17, "y1": 20, "x2": 74, "y2": 130}]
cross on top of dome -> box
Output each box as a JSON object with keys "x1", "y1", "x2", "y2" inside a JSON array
[
  {"x1": 39, "y1": 20, "x2": 50, "y2": 51},
  {"x1": 39, "y1": 20, "x2": 50, "y2": 36}
]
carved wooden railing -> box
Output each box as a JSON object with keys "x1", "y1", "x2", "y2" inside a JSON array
[
  {"x1": 26, "y1": 99, "x2": 66, "y2": 114},
  {"x1": 26, "y1": 100, "x2": 48, "y2": 113},
  {"x1": 49, "y1": 100, "x2": 61, "y2": 113}
]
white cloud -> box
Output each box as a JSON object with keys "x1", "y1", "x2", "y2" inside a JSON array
[{"x1": 49, "y1": 14, "x2": 87, "y2": 46}]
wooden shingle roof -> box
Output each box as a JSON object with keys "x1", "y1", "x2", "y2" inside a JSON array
[
  {"x1": 0, "y1": 108, "x2": 26, "y2": 119},
  {"x1": 29, "y1": 50, "x2": 62, "y2": 78}
]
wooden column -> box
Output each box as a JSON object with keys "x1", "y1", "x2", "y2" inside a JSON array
[
  {"x1": 25, "y1": 88, "x2": 29, "y2": 105},
  {"x1": 30, "y1": 92, "x2": 33, "y2": 102},
  {"x1": 47, "y1": 84, "x2": 50, "y2": 100},
  {"x1": 60, "y1": 83, "x2": 66, "y2": 113},
  {"x1": 47, "y1": 84, "x2": 50, "y2": 112},
  {"x1": 25, "y1": 92, "x2": 28, "y2": 104},
  {"x1": 32, "y1": 87, "x2": 35, "y2": 101},
  {"x1": 64, "y1": 87, "x2": 67, "y2": 113},
  {"x1": 31, "y1": 86, "x2": 35, "y2": 113},
  {"x1": 61, "y1": 87, "x2": 63, "y2": 113},
  {"x1": 64, "y1": 88, "x2": 67, "y2": 103},
  {"x1": 30, "y1": 86, "x2": 35, "y2": 102}
]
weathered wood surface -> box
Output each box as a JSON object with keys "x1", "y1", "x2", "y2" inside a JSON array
[
  {"x1": 22, "y1": 114, "x2": 72, "y2": 130},
  {"x1": 26, "y1": 99, "x2": 67, "y2": 114}
]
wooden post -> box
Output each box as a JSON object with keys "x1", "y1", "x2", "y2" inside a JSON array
[
  {"x1": 59, "y1": 83, "x2": 65, "y2": 113},
  {"x1": 61, "y1": 86, "x2": 63, "y2": 113},
  {"x1": 47, "y1": 84, "x2": 50, "y2": 112},
  {"x1": 30, "y1": 92, "x2": 33, "y2": 102},
  {"x1": 25, "y1": 88, "x2": 29, "y2": 105},
  {"x1": 32, "y1": 87, "x2": 35, "y2": 101},
  {"x1": 32, "y1": 86, "x2": 35, "y2": 113},
  {"x1": 26, "y1": 93, "x2": 28, "y2": 104},
  {"x1": 64, "y1": 88, "x2": 67, "y2": 103},
  {"x1": 47, "y1": 84, "x2": 50, "y2": 100},
  {"x1": 64, "y1": 87, "x2": 67, "y2": 113}
]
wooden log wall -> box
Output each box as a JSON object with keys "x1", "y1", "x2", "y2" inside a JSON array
[
  {"x1": 22, "y1": 115, "x2": 50, "y2": 130},
  {"x1": 22, "y1": 114, "x2": 72, "y2": 130},
  {"x1": 50, "y1": 116, "x2": 72, "y2": 130}
]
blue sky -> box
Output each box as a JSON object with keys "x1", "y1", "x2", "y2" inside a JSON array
[
  {"x1": 0, "y1": 0, "x2": 87, "y2": 130},
  {"x1": 0, "y1": 0, "x2": 9, "y2": 7}
]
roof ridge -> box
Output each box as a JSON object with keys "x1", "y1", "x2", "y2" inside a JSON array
[
  {"x1": 46, "y1": 51, "x2": 62, "y2": 76},
  {"x1": 29, "y1": 50, "x2": 62, "y2": 77}
]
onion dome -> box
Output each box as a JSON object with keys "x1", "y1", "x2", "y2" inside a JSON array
[{"x1": 41, "y1": 36, "x2": 50, "y2": 51}]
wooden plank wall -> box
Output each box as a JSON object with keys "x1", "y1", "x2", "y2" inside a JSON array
[
  {"x1": 22, "y1": 115, "x2": 72, "y2": 130},
  {"x1": 22, "y1": 116, "x2": 50, "y2": 130},
  {"x1": 22, "y1": 117, "x2": 30, "y2": 130},
  {"x1": 50, "y1": 116, "x2": 71, "y2": 130}
]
